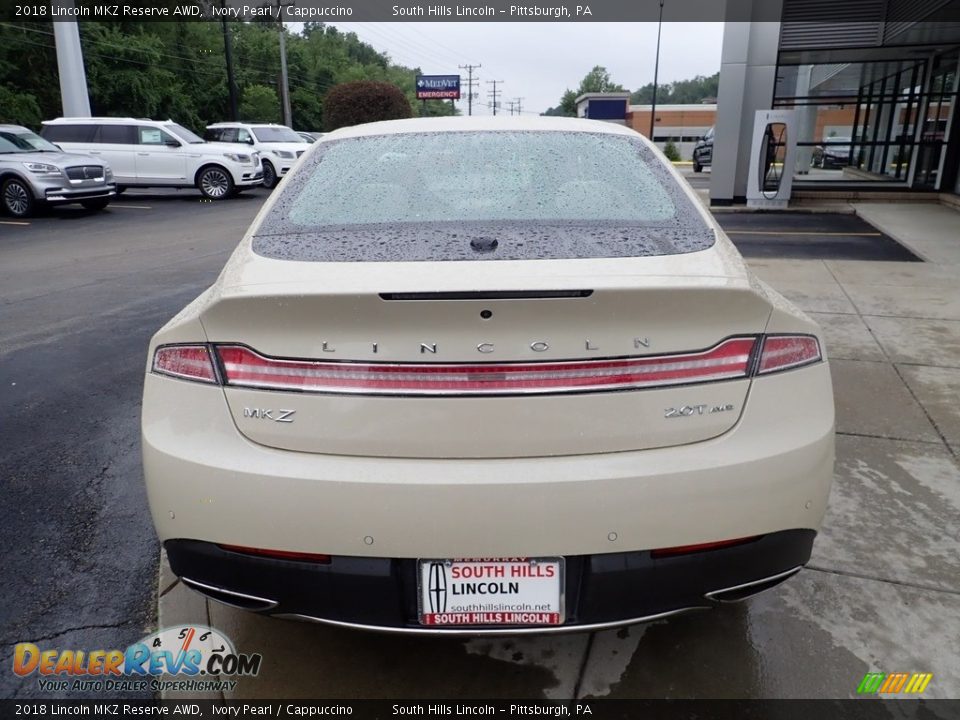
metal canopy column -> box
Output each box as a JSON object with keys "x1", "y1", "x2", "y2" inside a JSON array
[
  {"x1": 52, "y1": 0, "x2": 91, "y2": 117},
  {"x1": 710, "y1": 0, "x2": 784, "y2": 204}
]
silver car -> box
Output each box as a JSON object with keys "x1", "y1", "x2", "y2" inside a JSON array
[{"x1": 0, "y1": 124, "x2": 115, "y2": 218}]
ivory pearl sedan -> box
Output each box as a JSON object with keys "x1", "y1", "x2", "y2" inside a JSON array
[{"x1": 142, "y1": 116, "x2": 834, "y2": 634}]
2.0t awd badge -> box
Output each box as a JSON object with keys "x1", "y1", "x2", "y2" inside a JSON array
[{"x1": 664, "y1": 403, "x2": 735, "y2": 418}]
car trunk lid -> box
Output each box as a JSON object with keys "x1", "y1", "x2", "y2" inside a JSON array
[{"x1": 198, "y1": 249, "x2": 773, "y2": 459}]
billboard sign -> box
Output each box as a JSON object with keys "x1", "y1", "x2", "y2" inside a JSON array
[{"x1": 416, "y1": 75, "x2": 461, "y2": 100}]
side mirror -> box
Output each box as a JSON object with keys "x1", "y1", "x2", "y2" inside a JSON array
[
  {"x1": 246, "y1": 138, "x2": 255, "y2": 145},
  {"x1": 164, "y1": 139, "x2": 182, "y2": 148}
]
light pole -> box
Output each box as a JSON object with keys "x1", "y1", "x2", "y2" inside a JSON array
[{"x1": 649, "y1": 0, "x2": 665, "y2": 141}]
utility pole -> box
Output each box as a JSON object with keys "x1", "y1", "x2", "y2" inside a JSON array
[
  {"x1": 649, "y1": 0, "x2": 665, "y2": 141},
  {"x1": 459, "y1": 63, "x2": 481, "y2": 116},
  {"x1": 220, "y1": 0, "x2": 238, "y2": 121},
  {"x1": 486, "y1": 80, "x2": 504, "y2": 116},
  {"x1": 513, "y1": 97, "x2": 524, "y2": 115},
  {"x1": 275, "y1": 0, "x2": 294, "y2": 127},
  {"x1": 507, "y1": 100, "x2": 517, "y2": 116}
]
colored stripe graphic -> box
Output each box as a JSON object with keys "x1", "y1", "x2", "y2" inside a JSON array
[
  {"x1": 904, "y1": 673, "x2": 933, "y2": 694},
  {"x1": 857, "y1": 673, "x2": 885, "y2": 694},
  {"x1": 858, "y1": 672, "x2": 933, "y2": 694}
]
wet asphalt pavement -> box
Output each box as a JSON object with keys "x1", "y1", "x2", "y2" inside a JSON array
[
  {"x1": 3, "y1": 184, "x2": 958, "y2": 700},
  {"x1": 718, "y1": 212, "x2": 922, "y2": 261},
  {"x1": 0, "y1": 189, "x2": 269, "y2": 698}
]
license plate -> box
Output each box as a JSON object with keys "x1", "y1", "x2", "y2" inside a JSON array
[{"x1": 418, "y1": 557, "x2": 564, "y2": 626}]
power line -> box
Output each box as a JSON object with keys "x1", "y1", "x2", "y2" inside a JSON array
[
  {"x1": 459, "y1": 63, "x2": 481, "y2": 116},
  {"x1": 337, "y1": 23, "x2": 456, "y2": 73},
  {"x1": 486, "y1": 79, "x2": 504, "y2": 116}
]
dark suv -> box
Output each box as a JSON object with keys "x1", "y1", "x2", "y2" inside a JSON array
[{"x1": 692, "y1": 126, "x2": 714, "y2": 173}]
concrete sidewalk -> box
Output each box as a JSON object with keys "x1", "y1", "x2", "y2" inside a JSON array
[
  {"x1": 853, "y1": 202, "x2": 960, "y2": 265},
  {"x1": 156, "y1": 220, "x2": 960, "y2": 699}
]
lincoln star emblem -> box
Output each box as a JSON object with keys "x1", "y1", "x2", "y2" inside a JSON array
[{"x1": 427, "y1": 562, "x2": 447, "y2": 613}]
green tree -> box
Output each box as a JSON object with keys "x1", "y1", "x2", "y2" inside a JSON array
[
  {"x1": 544, "y1": 66, "x2": 625, "y2": 117},
  {"x1": 291, "y1": 87, "x2": 323, "y2": 131},
  {"x1": 0, "y1": 23, "x2": 63, "y2": 126},
  {"x1": 240, "y1": 84, "x2": 280, "y2": 123},
  {"x1": 0, "y1": 21, "x2": 459, "y2": 134},
  {"x1": 81, "y1": 24, "x2": 179, "y2": 119},
  {"x1": 631, "y1": 72, "x2": 719, "y2": 105},
  {"x1": 579, "y1": 65, "x2": 626, "y2": 94},
  {"x1": 0, "y1": 85, "x2": 42, "y2": 127}
]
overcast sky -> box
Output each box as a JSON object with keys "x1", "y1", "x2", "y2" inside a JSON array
[{"x1": 314, "y1": 22, "x2": 724, "y2": 115}]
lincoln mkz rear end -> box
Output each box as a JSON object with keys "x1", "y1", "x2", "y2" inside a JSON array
[{"x1": 142, "y1": 117, "x2": 835, "y2": 634}]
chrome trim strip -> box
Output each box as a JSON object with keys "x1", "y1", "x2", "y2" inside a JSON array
[
  {"x1": 180, "y1": 576, "x2": 279, "y2": 611},
  {"x1": 704, "y1": 565, "x2": 803, "y2": 602},
  {"x1": 274, "y1": 606, "x2": 710, "y2": 636}
]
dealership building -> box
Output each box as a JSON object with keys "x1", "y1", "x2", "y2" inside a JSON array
[
  {"x1": 576, "y1": 0, "x2": 958, "y2": 204},
  {"x1": 710, "y1": 0, "x2": 960, "y2": 203}
]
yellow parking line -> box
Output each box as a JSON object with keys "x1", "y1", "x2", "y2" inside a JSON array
[
  {"x1": 726, "y1": 230, "x2": 882, "y2": 237},
  {"x1": 0, "y1": 220, "x2": 30, "y2": 226}
]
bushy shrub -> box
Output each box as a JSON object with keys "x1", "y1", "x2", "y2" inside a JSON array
[
  {"x1": 663, "y1": 139, "x2": 681, "y2": 162},
  {"x1": 322, "y1": 81, "x2": 412, "y2": 131}
]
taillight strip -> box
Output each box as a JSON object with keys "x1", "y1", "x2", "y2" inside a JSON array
[{"x1": 215, "y1": 338, "x2": 758, "y2": 396}]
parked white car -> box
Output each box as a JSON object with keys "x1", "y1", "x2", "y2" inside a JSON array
[
  {"x1": 41, "y1": 117, "x2": 263, "y2": 200},
  {"x1": 204, "y1": 122, "x2": 308, "y2": 189}
]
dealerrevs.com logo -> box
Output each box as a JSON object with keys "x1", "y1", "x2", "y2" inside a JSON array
[{"x1": 12, "y1": 625, "x2": 262, "y2": 693}]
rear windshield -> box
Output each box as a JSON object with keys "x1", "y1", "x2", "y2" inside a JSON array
[{"x1": 254, "y1": 131, "x2": 714, "y2": 262}]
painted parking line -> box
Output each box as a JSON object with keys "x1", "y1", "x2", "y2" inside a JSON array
[
  {"x1": 110, "y1": 204, "x2": 152, "y2": 210},
  {"x1": 726, "y1": 230, "x2": 882, "y2": 237},
  {"x1": 0, "y1": 220, "x2": 30, "y2": 226}
]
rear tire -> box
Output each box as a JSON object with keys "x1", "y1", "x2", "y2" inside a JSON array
[
  {"x1": 692, "y1": 160, "x2": 703, "y2": 173},
  {"x1": 262, "y1": 161, "x2": 277, "y2": 189},
  {"x1": 81, "y1": 198, "x2": 110, "y2": 211},
  {"x1": 2, "y1": 177, "x2": 36, "y2": 218},
  {"x1": 197, "y1": 166, "x2": 234, "y2": 200}
]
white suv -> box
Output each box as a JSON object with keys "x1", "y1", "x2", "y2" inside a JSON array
[
  {"x1": 205, "y1": 123, "x2": 308, "y2": 189},
  {"x1": 41, "y1": 118, "x2": 263, "y2": 200}
]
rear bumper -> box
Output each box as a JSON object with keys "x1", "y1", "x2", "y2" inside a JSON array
[
  {"x1": 143, "y1": 360, "x2": 834, "y2": 559},
  {"x1": 166, "y1": 530, "x2": 815, "y2": 634}
]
